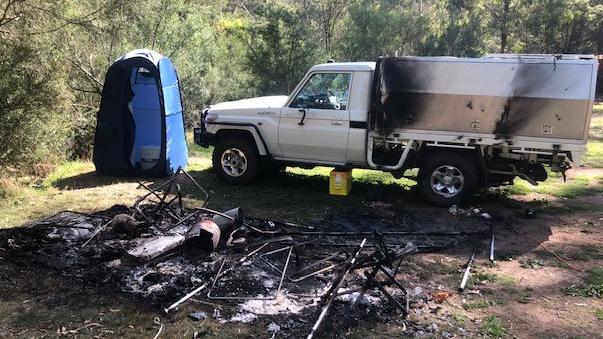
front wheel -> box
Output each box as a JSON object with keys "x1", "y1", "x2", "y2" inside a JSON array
[
  {"x1": 212, "y1": 138, "x2": 259, "y2": 184},
  {"x1": 417, "y1": 153, "x2": 479, "y2": 207}
]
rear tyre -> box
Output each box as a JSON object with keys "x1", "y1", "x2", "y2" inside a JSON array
[
  {"x1": 212, "y1": 138, "x2": 259, "y2": 184},
  {"x1": 417, "y1": 152, "x2": 479, "y2": 207}
]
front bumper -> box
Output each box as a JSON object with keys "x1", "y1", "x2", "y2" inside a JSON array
[{"x1": 193, "y1": 127, "x2": 216, "y2": 147}]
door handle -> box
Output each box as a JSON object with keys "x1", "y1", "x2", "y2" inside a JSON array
[
  {"x1": 331, "y1": 121, "x2": 343, "y2": 126},
  {"x1": 298, "y1": 109, "x2": 306, "y2": 126}
]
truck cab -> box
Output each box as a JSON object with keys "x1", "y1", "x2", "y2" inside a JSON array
[{"x1": 196, "y1": 62, "x2": 374, "y2": 167}]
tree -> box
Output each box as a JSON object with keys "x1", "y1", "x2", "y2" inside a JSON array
[
  {"x1": 0, "y1": 0, "x2": 71, "y2": 170},
  {"x1": 519, "y1": 0, "x2": 603, "y2": 54},
  {"x1": 336, "y1": 0, "x2": 430, "y2": 61},
  {"x1": 298, "y1": 0, "x2": 349, "y2": 55},
  {"x1": 421, "y1": 0, "x2": 488, "y2": 57},
  {"x1": 485, "y1": 0, "x2": 514, "y2": 53},
  {"x1": 245, "y1": 1, "x2": 321, "y2": 94}
]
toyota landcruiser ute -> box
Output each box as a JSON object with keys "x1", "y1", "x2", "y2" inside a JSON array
[{"x1": 195, "y1": 54, "x2": 599, "y2": 206}]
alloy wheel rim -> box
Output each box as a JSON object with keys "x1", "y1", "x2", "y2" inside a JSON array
[
  {"x1": 430, "y1": 165, "x2": 465, "y2": 198},
  {"x1": 221, "y1": 148, "x2": 247, "y2": 177}
]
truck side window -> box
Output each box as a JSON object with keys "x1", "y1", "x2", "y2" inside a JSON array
[{"x1": 290, "y1": 73, "x2": 350, "y2": 110}]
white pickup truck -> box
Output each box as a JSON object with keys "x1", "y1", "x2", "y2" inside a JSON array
[{"x1": 194, "y1": 54, "x2": 599, "y2": 206}]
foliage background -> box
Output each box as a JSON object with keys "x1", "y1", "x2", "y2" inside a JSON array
[{"x1": 0, "y1": 0, "x2": 602, "y2": 173}]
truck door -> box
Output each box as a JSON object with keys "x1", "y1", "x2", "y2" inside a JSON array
[{"x1": 278, "y1": 72, "x2": 351, "y2": 163}]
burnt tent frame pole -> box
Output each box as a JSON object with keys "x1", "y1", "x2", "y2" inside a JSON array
[
  {"x1": 307, "y1": 238, "x2": 367, "y2": 339},
  {"x1": 459, "y1": 249, "x2": 476, "y2": 292},
  {"x1": 81, "y1": 219, "x2": 112, "y2": 248},
  {"x1": 489, "y1": 225, "x2": 495, "y2": 262},
  {"x1": 282, "y1": 231, "x2": 478, "y2": 237},
  {"x1": 179, "y1": 168, "x2": 210, "y2": 207}
]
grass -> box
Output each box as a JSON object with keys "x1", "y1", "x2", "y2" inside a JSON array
[
  {"x1": 463, "y1": 299, "x2": 490, "y2": 310},
  {"x1": 584, "y1": 104, "x2": 603, "y2": 167},
  {"x1": 595, "y1": 308, "x2": 603, "y2": 321},
  {"x1": 41, "y1": 161, "x2": 95, "y2": 188},
  {"x1": 564, "y1": 268, "x2": 603, "y2": 298},
  {"x1": 0, "y1": 162, "x2": 147, "y2": 227},
  {"x1": 451, "y1": 313, "x2": 467, "y2": 323},
  {"x1": 506, "y1": 169, "x2": 603, "y2": 198},
  {"x1": 480, "y1": 316, "x2": 506, "y2": 338},
  {"x1": 519, "y1": 258, "x2": 544, "y2": 269},
  {"x1": 470, "y1": 272, "x2": 517, "y2": 288}
]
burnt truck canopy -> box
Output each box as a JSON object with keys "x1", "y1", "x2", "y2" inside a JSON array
[
  {"x1": 369, "y1": 55, "x2": 598, "y2": 142},
  {"x1": 93, "y1": 49, "x2": 188, "y2": 176}
]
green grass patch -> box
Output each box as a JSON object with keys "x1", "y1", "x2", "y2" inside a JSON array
[
  {"x1": 186, "y1": 132, "x2": 213, "y2": 158},
  {"x1": 583, "y1": 140, "x2": 603, "y2": 168},
  {"x1": 507, "y1": 170, "x2": 603, "y2": 198},
  {"x1": 471, "y1": 272, "x2": 517, "y2": 287},
  {"x1": 480, "y1": 316, "x2": 506, "y2": 338},
  {"x1": 451, "y1": 313, "x2": 467, "y2": 323},
  {"x1": 42, "y1": 161, "x2": 95, "y2": 188},
  {"x1": 520, "y1": 258, "x2": 544, "y2": 269},
  {"x1": 595, "y1": 308, "x2": 603, "y2": 320},
  {"x1": 565, "y1": 268, "x2": 603, "y2": 298},
  {"x1": 463, "y1": 299, "x2": 491, "y2": 310},
  {"x1": 287, "y1": 166, "x2": 416, "y2": 189},
  {"x1": 584, "y1": 108, "x2": 603, "y2": 167}
]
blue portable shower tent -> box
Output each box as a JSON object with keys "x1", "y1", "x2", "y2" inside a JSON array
[{"x1": 93, "y1": 49, "x2": 188, "y2": 176}]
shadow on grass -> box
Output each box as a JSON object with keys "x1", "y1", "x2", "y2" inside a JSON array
[
  {"x1": 46, "y1": 166, "x2": 555, "y2": 255},
  {"x1": 48, "y1": 166, "x2": 420, "y2": 221},
  {"x1": 181, "y1": 168, "x2": 422, "y2": 220},
  {"x1": 51, "y1": 171, "x2": 169, "y2": 190}
]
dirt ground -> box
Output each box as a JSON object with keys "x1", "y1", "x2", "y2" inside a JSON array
[{"x1": 0, "y1": 167, "x2": 601, "y2": 339}]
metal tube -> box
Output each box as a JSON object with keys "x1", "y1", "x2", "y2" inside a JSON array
[
  {"x1": 489, "y1": 225, "x2": 495, "y2": 262},
  {"x1": 367, "y1": 137, "x2": 415, "y2": 170},
  {"x1": 459, "y1": 250, "x2": 476, "y2": 292},
  {"x1": 81, "y1": 219, "x2": 112, "y2": 248},
  {"x1": 283, "y1": 231, "x2": 478, "y2": 236},
  {"x1": 199, "y1": 207, "x2": 235, "y2": 221},
  {"x1": 307, "y1": 238, "x2": 367, "y2": 339},
  {"x1": 179, "y1": 169, "x2": 210, "y2": 207}
]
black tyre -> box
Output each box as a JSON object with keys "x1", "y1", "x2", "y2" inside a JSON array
[
  {"x1": 212, "y1": 137, "x2": 259, "y2": 184},
  {"x1": 417, "y1": 152, "x2": 479, "y2": 207}
]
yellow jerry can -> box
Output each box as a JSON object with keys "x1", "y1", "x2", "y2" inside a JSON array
[{"x1": 329, "y1": 169, "x2": 352, "y2": 196}]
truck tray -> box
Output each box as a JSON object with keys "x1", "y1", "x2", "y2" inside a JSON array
[{"x1": 370, "y1": 55, "x2": 598, "y2": 142}]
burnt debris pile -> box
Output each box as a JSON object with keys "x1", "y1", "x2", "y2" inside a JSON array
[{"x1": 0, "y1": 169, "x2": 492, "y2": 337}]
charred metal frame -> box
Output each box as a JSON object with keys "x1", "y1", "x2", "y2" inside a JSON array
[{"x1": 164, "y1": 243, "x2": 268, "y2": 313}]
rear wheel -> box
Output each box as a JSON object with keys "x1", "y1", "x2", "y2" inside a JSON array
[
  {"x1": 417, "y1": 152, "x2": 479, "y2": 206},
  {"x1": 212, "y1": 138, "x2": 259, "y2": 184}
]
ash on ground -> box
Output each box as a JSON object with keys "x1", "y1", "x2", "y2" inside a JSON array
[{"x1": 0, "y1": 193, "x2": 491, "y2": 337}]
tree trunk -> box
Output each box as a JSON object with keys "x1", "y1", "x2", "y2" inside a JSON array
[
  {"x1": 598, "y1": 22, "x2": 603, "y2": 55},
  {"x1": 500, "y1": 0, "x2": 511, "y2": 53}
]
